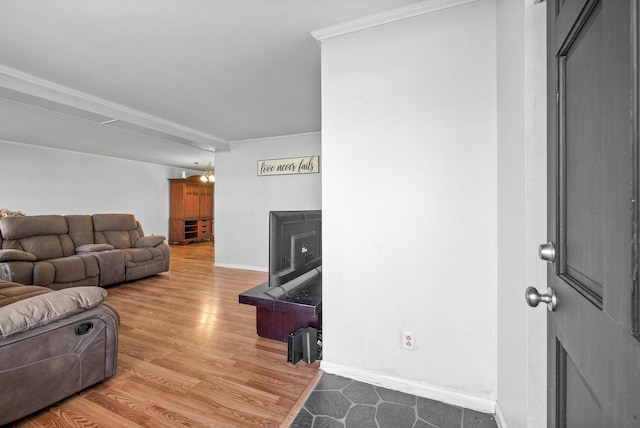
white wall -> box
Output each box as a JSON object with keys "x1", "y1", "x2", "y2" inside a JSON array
[
  {"x1": 318, "y1": 0, "x2": 498, "y2": 412},
  {"x1": 496, "y1": 0, "x2": 527, "y2": 424},
  {"x1": 495, "y1": 1, "x2": 547, "y2": 427},
  {"x1": 523, "y1": 2, "x2": 548, "y2": 424},
  {"x1": 0, "y1": 140, "x2": 180, "y2": 236},
  {"x1": 214, "y1": 133, "x2": 321, "y2": 271}
]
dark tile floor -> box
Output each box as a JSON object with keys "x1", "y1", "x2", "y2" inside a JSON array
[{"x1": 290, "y1": 373, "x2": 498, "y2": 428}]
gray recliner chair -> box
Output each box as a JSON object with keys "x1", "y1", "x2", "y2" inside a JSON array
[{"x1": 0, "y1": 279, "x2": 119, "y2": 425}]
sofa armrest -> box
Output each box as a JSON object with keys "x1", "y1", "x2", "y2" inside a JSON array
[
  {"x1": 75, "y1": 244, "x2": 115, "y2": 253},
  {"x1": 0, "y1": 287, "x2": 107, "y2": 338},
  {"x1": 135, "y1": 235, "x2": 166, "y2": 248},
  {"x1": 0, "y1": 249, "x2": 37, "y2": 262}
]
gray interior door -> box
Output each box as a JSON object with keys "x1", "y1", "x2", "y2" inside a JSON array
[{"x1": 545, "y1": 0, "x2": 640, "y2": 426}]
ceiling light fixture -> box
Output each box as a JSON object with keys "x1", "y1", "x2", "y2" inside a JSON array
[{"x1": 194, "y1": 161, "x2": 215, "y2": 183}]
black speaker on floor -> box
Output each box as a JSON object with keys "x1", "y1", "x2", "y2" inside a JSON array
[
  {"x1": 287, "y1": 329, "x2": 303, "y2": 364},
  {"x1": 302, "y1": 327, "x2": 318, "y2": 363}
]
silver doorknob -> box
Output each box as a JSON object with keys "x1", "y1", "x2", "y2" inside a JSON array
[
  {"x1": 525, "y1": 286, "x2": 557, "y2": 311},
  {"x1": 538, "y1": 242, "x2": 556, "y2": 263}
]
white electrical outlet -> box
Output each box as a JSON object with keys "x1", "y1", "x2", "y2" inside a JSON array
[{"x1": 402, "y1": 331, "x2": 415, "y2": 350}]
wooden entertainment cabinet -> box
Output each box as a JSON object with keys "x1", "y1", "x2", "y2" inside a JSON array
[{"x1": 168, "y1": 177, "x2": 214, "y2": 245}]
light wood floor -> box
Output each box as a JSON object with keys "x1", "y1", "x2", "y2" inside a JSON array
[{"x1": 12, "y1": 242, "x2": 320, "y2": 427}]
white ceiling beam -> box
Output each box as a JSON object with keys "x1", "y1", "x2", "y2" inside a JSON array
[{"x1": 0, "y1": 65, "x2": 230, "y2": 153}]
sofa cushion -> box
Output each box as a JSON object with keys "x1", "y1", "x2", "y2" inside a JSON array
[
  {"x1": 92, "y1": 214, "x2": 137, "y2": 232},
  {"x1": 46, "y1": 257, "x2": 95, "y2": 283},
  {"x1": 0, "y1": 286, "x2": 107, "y2": 338},
  {"x1": 98, "y1": 230, "x2": 133, "y2": 249},
  {"x1": 19, "y1": 235, "x2": 66, "y2": 260},
  {"x1": 123, "y1": 248, "x2": 163, "y2": 263},
  {"x1": 0, "y1": 215, "x2": 68, "y2": 240},
  {"x1": 0, "y1": 215, "x2": 76, "y2": 261},
  {"x1": 65, "y1": 215, "x2": 95, "y2": 248},
  {"x1": 33, "y1": 262, "x2": 55, "y2": 286},
  {"x1": 0, "y1": 281, "x2": 51, "y2": 308},
  {"x1": 0, "y1": 249, "x2": 37, "y2": 262},
  {"x1": 135, "y1": 235, "x2": 165, "y2": 248},
  {"x1": 92, "y1": 214, "x2": 145, "y2": 249}
]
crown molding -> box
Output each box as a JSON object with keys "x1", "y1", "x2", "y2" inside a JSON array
[
  {"x1": 0, "y1": 64, "x2": 230, "y2": 152},
  {"x1": 229, "y1": 131, "x2": 321, "y2": 147},
  {"x1": 311, "y1": 0, "x2": 480, "y2": 42}
]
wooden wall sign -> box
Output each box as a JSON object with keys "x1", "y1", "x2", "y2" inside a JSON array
[{"x1": 257, "y1": 156, "x2": 320, "y2": 176}]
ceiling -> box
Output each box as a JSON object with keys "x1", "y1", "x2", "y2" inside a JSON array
[{"x1": 0, "y1": 0, "x2": 417, "y2": 170}]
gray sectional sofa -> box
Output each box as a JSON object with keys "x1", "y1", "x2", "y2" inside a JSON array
[
  {"x1": 0, "y1": 213, "x2": 169, "y2": 289},
  {"x1": 0, "y1": 279, "x2": 119, "y2": 425}
]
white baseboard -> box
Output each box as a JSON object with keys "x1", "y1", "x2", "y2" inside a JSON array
[
  {"x1": 494, "y1": 402, "x2": 508, "y2": 428},
  {"x1": 214, "y1": 262, "x2": 267, "y2": 272},
  {"x1": 320, "y1": 361, "x2": 496, "y2": 415}
]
